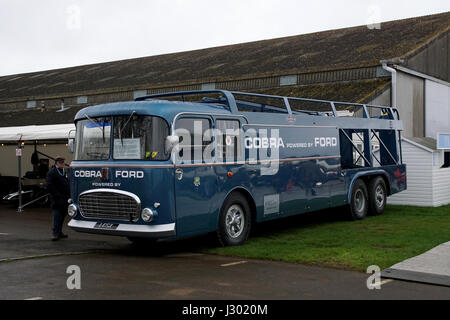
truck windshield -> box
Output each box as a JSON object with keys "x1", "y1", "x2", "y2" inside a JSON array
[
  {"x1": 113, "y1": 115, "x2": 169, "y2": 160},
  {"x1": 75, "y1": 115, "x2": 170, "y2": 161},
  {"x1": 75, "y1": 117, "x2": 111, "y2": 160}
]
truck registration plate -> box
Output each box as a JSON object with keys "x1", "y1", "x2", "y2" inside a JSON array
[{"x1": 94, "y1": 222, "x2": 119, "y2": 230}]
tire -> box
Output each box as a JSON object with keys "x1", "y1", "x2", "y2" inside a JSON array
[
  {"x1": 217, "y1": 193, "x2": 251, "y2": 246},
  {"x1": 346, "y1": 179, "x2": 368, "y2": 220},
  {"x1": 368, "y1": 176, "x2": 387, "y2": 216}
]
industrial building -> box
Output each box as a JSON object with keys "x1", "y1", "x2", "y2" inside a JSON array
[{"x1": 0, "y1": 11, "x2": 449, "y2": 206}]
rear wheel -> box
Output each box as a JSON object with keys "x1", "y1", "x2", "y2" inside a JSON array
[
  {"x1": 346, "y1": 179, "x2": 368, "y2": 220},
  {"x1": 217, "y1": 193, "x2": 251, "y2": 246},
  {"x1": 368, "y1": 177, "x2": 387, "y2": 216}
]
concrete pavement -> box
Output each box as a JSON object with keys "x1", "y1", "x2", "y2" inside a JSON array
[{"x1": 382, "y1": 242, "x2": 450, "y2": 286}]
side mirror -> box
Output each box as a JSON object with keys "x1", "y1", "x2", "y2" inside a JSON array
[
  {"x1": 165, "y1": 135, "x2": 179, "y2": 154},
  {"x1": 68, "y1": 138, "x2": 75, "y2": 154}
]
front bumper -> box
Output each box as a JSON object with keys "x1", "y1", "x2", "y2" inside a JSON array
[{"x1": 68, "y1": 219, "x2": 176, "y2": 238}]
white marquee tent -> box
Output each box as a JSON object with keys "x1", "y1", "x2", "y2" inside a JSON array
[
  {"x1": 0, "y1": 124, "x2": 75, "y2": 180},
  {"x1": 0, "y1": 124, "x2": 76, "y2": 211},
  {"x1": 0, "y1": 124, "x2": 75, "y2": 142}
]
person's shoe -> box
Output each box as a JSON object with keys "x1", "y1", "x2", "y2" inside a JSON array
[
  {"x1": 51, "y1": 234, "x2": 60, "y2": 241},
  {"x1": 59, "y1": 233, "x2": 68, "y2": 239}
]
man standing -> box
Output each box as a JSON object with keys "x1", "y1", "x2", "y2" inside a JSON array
[{"x1": 46, "y1": 156, "x2": 70, "y2": 241}]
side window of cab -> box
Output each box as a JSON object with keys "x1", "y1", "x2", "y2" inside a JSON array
[{"x1": 175, "y1": 117, "x2": 212, "y2": 163}]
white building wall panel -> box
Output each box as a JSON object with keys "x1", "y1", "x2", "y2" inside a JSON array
[
  {"x1": 388, "y1": 142, "x2": 434, "y2": 206},
  {"x1": 431, "y1": 167, "x2": 450, "y2": 206},
  {"x1": 425, "y1": 80, "x2": 450, "y2": 139},
  {"x1": 396, "y1": 72, "x2": 425, "y2": 137}
]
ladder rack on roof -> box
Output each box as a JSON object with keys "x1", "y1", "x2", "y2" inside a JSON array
[
  {"x1": 135, "y1": 89, "x2": 400, "y2": 121},
  {"x1": 136, "y1": 89, "x2": 403, "y2": 168}
]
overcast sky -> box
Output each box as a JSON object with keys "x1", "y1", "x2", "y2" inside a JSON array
[{"x1": 0, "y1": 0, "x2": 448, "y2": 76}]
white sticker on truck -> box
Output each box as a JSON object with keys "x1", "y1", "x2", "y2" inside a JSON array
[{"x1": 264, "y1": 194, "x2": 280, "y2": 215}]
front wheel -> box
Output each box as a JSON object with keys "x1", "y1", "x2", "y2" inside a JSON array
[{"x1": 217, "y1": 193, "x2": 251, "y2": 246}]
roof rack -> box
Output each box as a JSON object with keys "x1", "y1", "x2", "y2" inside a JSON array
[{"x1": 135, "y1": 90, "x2": 400, "y2": 120}]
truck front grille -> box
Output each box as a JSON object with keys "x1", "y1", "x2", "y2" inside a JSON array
[{"x1": 78, "y1": 189, "x2": 141, "y2": 222}]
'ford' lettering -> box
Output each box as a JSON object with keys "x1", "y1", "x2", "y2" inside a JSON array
[
  {"x1": 314, "y1": 137, "x2": 338, "y2": 147},
  {"x1": 116, "y1": 171, "x2": 144, "y2": 179}
]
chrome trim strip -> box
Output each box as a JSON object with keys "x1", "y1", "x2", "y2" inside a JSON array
[
  {"x1": 71, "y1": 155, "x2": 341, "y2": 170},
  {"x1": 68, "y1": 219, "x2": 176, "y2": 238},
  {"x1": 71, "y1": 163, "x2": 174, "y2": 168},
  {"x1": 175, "y1": 155, "x2": 341, "y2": 167},
  {"x1": 79, "y1": 188, "x2": 141, "y2": 205}
]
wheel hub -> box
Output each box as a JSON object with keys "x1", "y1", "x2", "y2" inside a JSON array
[
  {"x1": 225, "y1": 204, "x2": 244, "y2": 238},
  {"x1": 375, "y1": 185, "x2": 385, "y2": 207},
  {"x1": 355, "y1": 189, "x2": 365, "y2": 212}
]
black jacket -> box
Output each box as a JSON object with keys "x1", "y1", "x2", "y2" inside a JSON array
[{"x1": 46, "y1": 166, "x2": 70, "y2": 210}]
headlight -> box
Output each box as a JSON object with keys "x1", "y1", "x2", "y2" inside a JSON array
[
  {"x1": 68, "y1": 204, "x2": 77, "y2": 217},
  {"x1": 141, "y1": 208, "x2": 154, "y2": 222}
]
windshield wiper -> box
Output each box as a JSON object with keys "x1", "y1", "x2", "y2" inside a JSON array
[
  {"x1": 85, "y1": 114, "x2": 102, "y2": 130},
  {"x1": 85, "y1": 115, "x2": 107, "y2": 143},
  {"x1": 119, "y1": 111, "x2": 136, "y2": 144}
]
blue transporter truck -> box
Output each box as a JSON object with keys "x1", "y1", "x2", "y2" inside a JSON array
[{"x1": 67, "y1": 90, "x2": 406, "y2": 246}]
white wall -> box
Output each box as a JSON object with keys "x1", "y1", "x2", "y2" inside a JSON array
[
  {"x1": 0, "y1": 143, "x2": 72, "y2": 177},
  {"x1": 425, "y1": 80, "x2": 450, "y2": 139},
  {"x1": 396, "y1": 72, "x2": 425, "y2": 137},
  {"x1": 431, "y1": 166, "x2": 450, "y2": 207},
  {"x1": 388, "y1": 138, "x2": 450, "y2": 207},
  {"x1": 388, "y1": 141, "x2": 434, "y2": 206}
]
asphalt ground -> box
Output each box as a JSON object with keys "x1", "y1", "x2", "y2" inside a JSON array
[{"x1": 0, "y1": 204, "x2": 449, "y2": 300}]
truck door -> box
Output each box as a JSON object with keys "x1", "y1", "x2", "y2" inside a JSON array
[
  {"x1": 173, "y1": 116, "x2": 218, "y2": 236},
  {"x1": 213, "y1": 117, "x2": 245, "y2": 200}
]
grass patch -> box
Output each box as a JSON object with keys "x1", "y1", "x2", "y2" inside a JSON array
[{"x1": 200, "y1": 205, "x2": 450, "y2": 272}]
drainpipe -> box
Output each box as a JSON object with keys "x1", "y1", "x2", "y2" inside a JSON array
[{"x1": 380, "y1": 59, "x2": 404, "y2": 108}]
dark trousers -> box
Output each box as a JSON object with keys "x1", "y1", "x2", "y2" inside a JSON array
[{"x1": 52, "y1": 208, "x2": 67, "y2": 236}]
